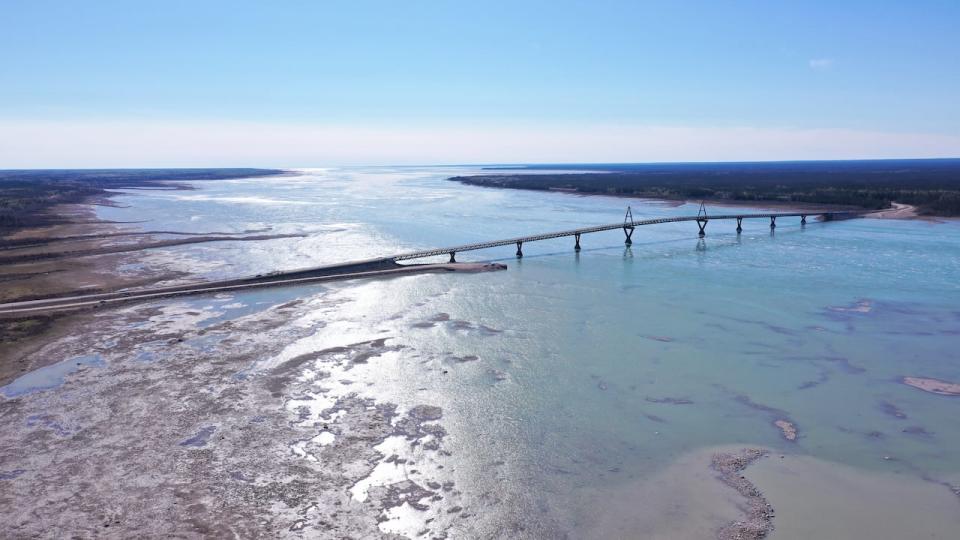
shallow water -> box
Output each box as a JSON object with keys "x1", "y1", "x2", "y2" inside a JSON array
[
  {"x1": 748, "y1": 453, "x2": 960, "y2": 539},
  {"x1": 93, "y1": 166, "x2": 960, "y2": 534},
  {"x1": 1, "y1": 354, "x2": 104, "y2": 398}
]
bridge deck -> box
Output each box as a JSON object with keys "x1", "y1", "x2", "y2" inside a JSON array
[
  {"x1": 393, "y1": 211, "x2": 835, "y2": 261},
  {"x1": 0, "y1": 209, "x2": 864, "y2": 314}
]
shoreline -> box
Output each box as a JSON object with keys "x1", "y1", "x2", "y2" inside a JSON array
[
  {"x1": 0, "y1": 261, "x2": 507, "y2": 317},
  {"x1": 0, "y1": 185, "x2": 505, "y2": 385},
  {"x1": 584, "y1": 444, "x2": 960, "y2": 540},
  {"x1": 450, "y1": 176, "x2": 956, "y2": 220},
  {"x1": 0, "y1": 203, "x2": 191, "y2": 387}
]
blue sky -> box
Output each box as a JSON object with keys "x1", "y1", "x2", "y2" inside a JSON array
[{"x1": 2, "y1": 1, "x2": 959, "y2": 166}]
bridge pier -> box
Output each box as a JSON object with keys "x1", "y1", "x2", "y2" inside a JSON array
[
  {"x1": 449, "y1": 252, "x2": 456, "y2": 263},
  {"x1": 624, "y1": 226, "x2": 634, "y2": 246},
  {"x1": 697, "y1": 219, "x2": 708, "y2": 237},
  {"x1": 574, "y1": 233, "x2": 581, "y2": 252},
  {"x1": 516, "y1": 241, "x2": 523, "y2": 258},
  {"x1": 736, "y1": 217, "x2": 743, "y2": 233},
  {"x1": 770, "y1": 216, "x2": 777, "y2": 229}
]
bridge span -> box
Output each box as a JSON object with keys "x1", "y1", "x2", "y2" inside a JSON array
[
  {"x1": 0, "y1": 206, "x2": 863, "y2": 315},
  {"x1": 393, "y1": 207, "x2": 859, "y2": 262}
]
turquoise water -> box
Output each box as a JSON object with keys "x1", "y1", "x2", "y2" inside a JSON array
[{"x1": 98, "y1": 167, "x2": 960, "y2": 532}]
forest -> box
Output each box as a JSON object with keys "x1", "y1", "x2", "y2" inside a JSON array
[
  {"x1": 0, "y1": 168, "x2": 283, "y2": 230},
  {"x1": 451, "y1": 159, "x2": 960, "y2": 216}
]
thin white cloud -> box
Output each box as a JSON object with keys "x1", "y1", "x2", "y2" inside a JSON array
[
  {"x1": 1, "y1": 120, "x2": 958, "y2": 168},
  {"x1": 809, "y1": 58, "x2": 834, "y2": 69}
]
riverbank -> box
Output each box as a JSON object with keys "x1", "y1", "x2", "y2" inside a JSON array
[
  {"x1": 0, "y1": 285, "x2": 470, "y2": 537},
  {"x1": 0, "y1": 193, "x2": 505, "y2": 384},
  {"x1": 866, "y1": 202, "x2": 920, "y2": 219},
  {"x1": 450, "y1": 159, "x2": 960, "y2": 216},
  {"x1": 0, "y1": 203, "x2": 192, "y2": 387},
  {"x1": 0, "y1": 261, "x2": 507, "y2": 318}
]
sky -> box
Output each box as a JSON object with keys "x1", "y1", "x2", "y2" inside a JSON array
[{"x1": 1, "y1": 0, "x2": 959, "y2": 167}]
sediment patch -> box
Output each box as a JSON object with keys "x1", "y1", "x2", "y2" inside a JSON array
[
  {"x1": 901, "y1": 376, "x2": 960, "y2": 396},
  {"x1": 712, "y1": 448, "x2": 774, "y2": 540}
]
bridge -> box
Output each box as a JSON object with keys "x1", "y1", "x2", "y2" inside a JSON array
[
  {"x1": 0, "y1": 206, "x2": 862, "y2": 315},
  {"x1": 394, "y1": 205, "x2": 858, "y2": 262}
]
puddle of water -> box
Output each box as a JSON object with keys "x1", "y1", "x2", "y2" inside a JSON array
[
  {"x1": 180, "y1": 426, "x2": 217, "y2": 447},
  {"x1": 0, "y1": 469, "x2": 27, "y2": 480},
  {"x1": 1, "y1": 354, "x2": 105, "y2": 398}
]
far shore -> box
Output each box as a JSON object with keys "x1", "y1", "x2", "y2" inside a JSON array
[
  {"x1": 545, "y1": 189, "x2": 877, "y2": 216},
  {"x1": 526, "y1": 188, "x2": 939, "y2": 221}
]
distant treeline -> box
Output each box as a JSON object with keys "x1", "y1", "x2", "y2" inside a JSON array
[
  {"x1": 451, "y1": 159, "x2": 960, "y2": 216},
  {"x1": 0, "y1": 168, "x2": 284, "y2": 230}
]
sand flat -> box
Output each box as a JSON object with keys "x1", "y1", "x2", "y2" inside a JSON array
[
  {"x1": 579, "y1": 446, "x2": 748, "y2": 539},
  {"x1": 747, "y1": 455, "x2": 960, "y2": 540}
]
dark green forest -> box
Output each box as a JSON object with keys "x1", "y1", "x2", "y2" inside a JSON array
[
  {"x1": 451, "y1": 159, "x2": 960, "y2": 216},
  {"x1": 0, "y1": 168, "x2": 283, "y2": 230}
]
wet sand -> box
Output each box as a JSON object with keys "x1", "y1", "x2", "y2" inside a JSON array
[
  {"x1": 867, "y1": 202, "x2": 920, "y2": 219},
  {"x1": 582, "y1": 447, "x2": 748, "y2": 539},
  {"x1": 0, "y1": 196, "x2": 509, "y2": 537},
  {"x1": 746, "y1": 454, "x2": 960, "y2": 539},
  {"x1": 0, "y1": 291, "x2": 468, "y2": 537},
  {"x1": 584, "y1": 446, "x2": 960, "y2": 540},
  {"x1": 901, "y1": 376, "x2": 960, "y2": 396}
]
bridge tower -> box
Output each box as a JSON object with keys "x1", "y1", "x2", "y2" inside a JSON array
[
  {"x1": 696, "y1": 201, "x2": 708, "y2": 237},
  {"x1": 623, "y1": 206, "x2": 635, "y2": 245}
]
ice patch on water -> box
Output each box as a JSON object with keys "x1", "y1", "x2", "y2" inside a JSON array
[
  {"x1": 379, "y1": 501, "x2": 434, "y2": 537},
  {"x1": 316, "y1": 431, "x2": 336, "y2": 446},
  {"x1": 350, "y1": 436, "x2": 412, "y2": 502},
  {"x1": 290, "y1": 440, "x2": 318, "y2": 462},
  {"x1": 285, "y1": 392, "x2": 337, "y2": 423},
  {"x1": 290, "y1": 431, "x2": 336, "y2": 462}
]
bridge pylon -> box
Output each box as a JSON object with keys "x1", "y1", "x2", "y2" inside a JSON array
[
  {"x1": 623, "y1": 206, "x2": 635, "y2": 245},
  {"x1": 696, "y1": 201, "x2": 708, "y2": 237}
]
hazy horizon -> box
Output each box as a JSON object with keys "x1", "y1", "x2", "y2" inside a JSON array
[{"x1": 3, "y1": 1, "x2": 960, "y2": 167}]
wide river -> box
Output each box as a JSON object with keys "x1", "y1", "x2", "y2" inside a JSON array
[{"x1": 95, "y1": 166, "x2": 960, "y2": 537}]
